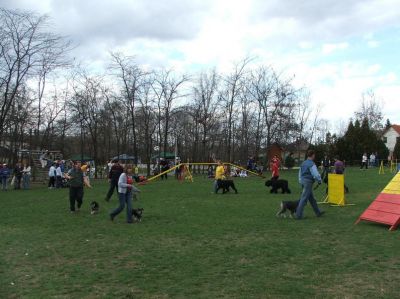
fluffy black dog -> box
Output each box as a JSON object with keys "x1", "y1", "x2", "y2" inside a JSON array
[
  {"x1": 265, "y1": 179, "x2": 291, "y2": 194},
  {"x1": 90, "y1": 201, "x2": 99, "y2": 214},
  {"x1": 276, "y1": 200, "x2": 299, "y2": 218},
  {"x1": 132, "y1": 208, "x2": 144, "y2": 222},
  {"x1": 216, "y1": 179, "x2": 238, "y2": 194}
]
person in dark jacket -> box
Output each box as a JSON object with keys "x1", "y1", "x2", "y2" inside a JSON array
[
  {"x1": 1, "y1": 164, "x2": 11, "y2": 191},
  {"x1": 13, "y1": 163, "x2": 23, "y2": 190},
  {"x1": 64, "y1": 161, "x2": 92, "y2": 212},
  {"x1": 320, "y1": 155, "x2": 331, "y2": 182},
  {"x1": 105, "y1": 159, "x2": 123, "y2": 201}
]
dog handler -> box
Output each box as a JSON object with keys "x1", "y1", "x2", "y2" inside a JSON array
[
  {"x1": 214, "y1": 160, "x2": 225, "y2": 193},
  {"x1": 65, "y1": 161, "x2": 92, "y2": 213},
  {"x1": 296, "y1": 150, "x2": 324, "y2": 219},
  {"x1": 110, "y1": 165, "x2": 140, "y2": 223}
]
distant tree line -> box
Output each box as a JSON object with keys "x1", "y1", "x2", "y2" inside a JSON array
[{"x1": 0, "y1": 8, "x2": 391, "y2": 174}]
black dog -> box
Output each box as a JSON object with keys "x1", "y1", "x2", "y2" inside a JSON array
[
  {"x1": 90, "y1": 201, "x2": 99, "y2": 214},
  {"x1": 265, "y1": 179, "x2": 291, "y2": 194},
  {"x1": 216, "y1": 179, "x2": 238, "y2": 194},
  {"x1": 132, "y1": 208, "x2": 144, "y2": 222},
  {"x1": 276, "y1": 200, "x2": 299, "y2": 218}
]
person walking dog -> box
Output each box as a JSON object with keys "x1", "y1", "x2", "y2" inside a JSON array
[
  {"x1": 110, "y1": 165, "x2": 140, "y2": 223},
  {"x1": 105, "y1": 159, "x2": 123, "y2": 201},
  {"x1": 64, "y1": 161, "x2": 92, "y2": 213},
  {"x1": 296, "y1": 150, "x2": 325, "y2": 219}
]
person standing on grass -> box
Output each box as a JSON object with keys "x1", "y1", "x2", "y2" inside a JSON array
[
  {"x1": 13, "y1": 162, "x2": 23, "y2": 190},
  {"x1": 160, "y1": 158, "x2": 169, "y2": 180},
  {"x1": 55, "y1": 163, "x2": 63, "y2": 188},
  {"x1": 271, "y1": 160, "x2": 279, "y2": 181},
  {"x1": 333, "y1": 157, "x2": 349, "y2": 193},
  {"x1": 1, "y1": 163, "x2": 10, "y2": 191},
  {"x1": 105, "y1": 159, "x2": 123, "y2": 202},
  {"x1": 64, "y1": 161, "x2": 92, "y2": 213},
  {"x1": 22, "y1": 163, "x2": 31, "y2": 190},
  {"x1": 320, "y1": 155, "x2": 331, "y2": 181},
  {"x1": 214, "y1": 160, "x2": 225, "y2": 193},
  {"x1": 48, "y1": 163, "x2": 56, "y2": 189},
  {"x1": 360, "y1": 152, "x2": 368, "y2": 170},
  {"x1": 296, "y1": 150, "x2": 325, "y2": 220},
  {"x1": 110, "y1": 165, "x2": 140, "y2": 223}
]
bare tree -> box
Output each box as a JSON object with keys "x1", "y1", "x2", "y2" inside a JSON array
[
  {"x1": 152, "y1": 70, "x2": 188, "y2": 158},
  {"x1": 192, "y1": 69, "x2": 219, "y2": 161},
  {"x1": 354, "y1": 90, "x2": 384, "y2": 131},
  {"x1": 220, "y1": 58, "x2": 251, "y2": 161},
  {"x1": 0, "y1": 8, "x2": 70, "y2": 143}
]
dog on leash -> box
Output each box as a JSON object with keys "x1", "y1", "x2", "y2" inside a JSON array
[
  {"x1": 132, "y1": 208, "x2": 144, "y2": 222},
  {"x1": 276, "y1": 200, "x2": 299, "y2": 218},
  {"x1": 265, "y1": 179, "x2": 291, "y2": 194},
  {"x1": 216, "y1": 179, "x2": 238, "y2": 194},
  {"x1": 90, "y1": 201, "x2": 99, "y2": 214}
]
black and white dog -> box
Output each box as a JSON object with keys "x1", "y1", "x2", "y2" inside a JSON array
[
  {"x1": 276, "y1": 200, "x2": 299, "y2": 218},
  {"x1": 216, "y1": 179, "x2": 238, "y2": 194},
  {"x1": 132, "y1": 208, "x2": 144, "y2": 222},
  {"x1": 265, "y1": 179, "x2": 291, "y2": 194},
  {"x1": 90, "y1": 201, "x2": 100, "y2": 214}
]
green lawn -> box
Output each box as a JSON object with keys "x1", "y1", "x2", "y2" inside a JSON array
[{"x1": 1, "y1": 168, "x2": 399, "y2": 298}]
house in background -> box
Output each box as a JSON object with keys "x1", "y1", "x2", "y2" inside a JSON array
[
  {"x1": 383, "y1": 124, "x2": 400, "y2": 158},
  {"x1": 283, "y1": 138, "x2": 310, "y2": 162}
]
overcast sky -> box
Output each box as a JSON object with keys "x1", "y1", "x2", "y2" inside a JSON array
[{"x1": 3, "y1": 0, "x2": 400, "y2": 127}]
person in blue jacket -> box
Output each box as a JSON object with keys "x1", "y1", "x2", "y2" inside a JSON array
[
  {"x1": 296, "y1": 150, "x2": 325, "y2": 219},
  {"x1": 1, "y1": 163, "x2": 11, "y2": 191}
]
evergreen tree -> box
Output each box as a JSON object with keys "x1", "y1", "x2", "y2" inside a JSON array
[
  {"x1": 385, "y1": 119, "x2": 392, "y2": 129},
  {"x1": 394, "y1": 138, "x2": 400, "y2": 160}
]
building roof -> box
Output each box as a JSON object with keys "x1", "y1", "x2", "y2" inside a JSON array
[
  {"x1": 284, "y1": 139, "x2": 309, "y2": 152},
  {"x1": 111, "y1": 154, "x2": 136, "y2": 161},
  {"x1": 383, "y1": 124, "x2": 400, "y2": 136},
  {"x1": 392, "y1": 125, "x2": 400, "y2": 135}
]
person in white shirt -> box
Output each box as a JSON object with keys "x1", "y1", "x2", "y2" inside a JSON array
[
  {"x1": 48, "y1": 163, "x2": 56, "y2": 189},
  {"x1": 369, "y1": 153, "x2": 376, "y2": 168},
  {"x1": 239, "y1": 170, "x2": 248, "y2": 177},
  {"x1": 360, "y1": 153, "x2": 368, "y2": 170},
  {"x1": 40, "y1": 151, "x2": 48, "y2": 168},
  {"x1": 22, "y1": 163, "x2": 31, "y2": 190},
  {"x1": 55, "y1": 163, "x2": 63, "y2": 188}
]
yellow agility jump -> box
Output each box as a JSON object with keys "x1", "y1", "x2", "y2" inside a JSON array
[{"x1": 145, "y1": 162, "x2": 265, "y2": 183}]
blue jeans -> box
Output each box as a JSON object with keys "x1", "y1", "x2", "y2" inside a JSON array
[
  {"x1": 23, "y1": 174, "x2": 30, "y2": 189},
  {"x1": 1, "y1": 176, "x2": 8, "y2": 190},
  {"x1": 296, "y1": 180, "x2": 322, "y2": 219},
  {"x1": 110, "y1": 191, "x2": 133, "y2": 223}
]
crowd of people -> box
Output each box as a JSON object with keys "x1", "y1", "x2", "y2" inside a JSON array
[
  {"x1": 0, "y1": 162, "x2": 32, "y2": 191},
  {"x1": 1, "y1": 148, "x2": 388, "y2": 223}
]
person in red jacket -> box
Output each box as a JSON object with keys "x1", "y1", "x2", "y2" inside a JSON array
[{"x1": 271, "y1": 160, "x2": 279, "y2": 181}]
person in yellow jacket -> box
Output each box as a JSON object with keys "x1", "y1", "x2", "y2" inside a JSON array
[{"x1": 214, "y1": 160, "x2": 226, "y2": 193}]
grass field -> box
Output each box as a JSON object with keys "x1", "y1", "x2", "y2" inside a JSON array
[{"x1": 1, "y1": 168, "x2": 400, "y2": 298}]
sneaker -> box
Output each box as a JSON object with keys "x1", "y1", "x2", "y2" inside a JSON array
[
  {"x1": 104, "y1": 197, "x2": 110, "y2": 202},
  {"x1": 110, "y1": 215, "x2": 114, "y2": 222},
  {"x1": 317, "y1": 211, "x2": 325, "y2": 217}
]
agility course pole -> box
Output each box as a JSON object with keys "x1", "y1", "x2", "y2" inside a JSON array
[
  {"x1": 379, "y1": 161, "x2": 385, "y2": 174},
  {"x1": 181, "y1": 162, "x2": 265, "y2": 178},
  {"x1": 145, "y1": 161, "x2": 265, "y2": 183},
  {"x1": 228, "y1": 163, "x2": 265, "y2": 178},
  {"x1": 146, "y1": 164, "x2": 180, "y2": 182}
]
